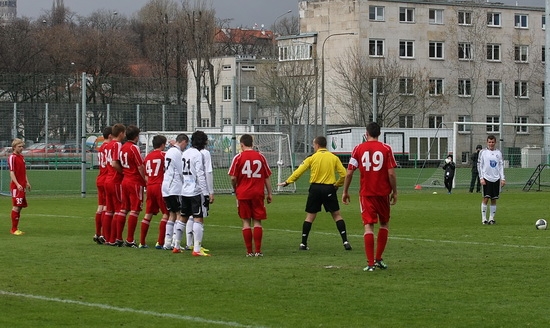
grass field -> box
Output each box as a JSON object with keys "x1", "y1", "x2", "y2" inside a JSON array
[{"x1": 1, "y1": 170, "x2": 550, "y2": 327}]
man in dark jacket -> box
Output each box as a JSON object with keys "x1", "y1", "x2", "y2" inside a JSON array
[{"x1": 469, "y1": 145, "x2": 482, "y2": 193}]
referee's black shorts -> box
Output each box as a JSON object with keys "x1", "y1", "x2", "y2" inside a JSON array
[{"x1": 305, "y1": 183, "x2": 340, "y2": 213}]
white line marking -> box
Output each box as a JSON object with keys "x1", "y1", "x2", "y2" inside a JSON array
[{"x1": 0, "y1": 290, "x2": 264, "y2": 328}]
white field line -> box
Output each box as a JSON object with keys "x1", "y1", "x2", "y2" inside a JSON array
[{"x1": 0, "y1": 291, "x2": 264, "y2": 328}]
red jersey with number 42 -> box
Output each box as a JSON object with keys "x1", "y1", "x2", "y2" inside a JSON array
[
  {"x1": 348, "y1": 140, "x2": 397, "y2": 197},
  {"x1": 228, "y1": 150, "x2": 271, "y2": 200},
  {"x1": 144, "y1": 150, "x2": 165, "y2": 186}
]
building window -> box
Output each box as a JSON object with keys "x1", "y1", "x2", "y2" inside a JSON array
[
  {"x1": 399, "y1": 77, "x2": 414, "y2": 95},
  {"x1": 458, "y1": 79, "x2": 471, "y2": 97},
  {"x1": 486, "y1": 44, "x2": 501, "y2": 61},
  {"x1": 258, "y1": 118, "x2": 269, "y2": 125},
  {"x1": 514, "y1": 81, "x2": 528, "y2": 98},
  {"x1": 458, "y1": 11, "x2": 472, "y2": 25},
  {"x1": 543, "y1": 46, "x2": 545, "y2": 63},
  {"x1": 242, "y1": 86, "x2": 256, "y2": 101},
  {"x1": 399, "y1": 115, "x2": 414, "y2": 128},
  {"x1": 458, "y1": 115, "x2": 471, "y2": 132},
  {"x1": 542, "y1": 15, "x2": 546, "y2": 29},
  {"x1": 429, "y1": 41, "x2": 444, "y2": 59},
  {"x1": 369, "y1": 39, "x2": 384, "y2": 57},
  {"x1": 241, "y1": 65, "x2": 256, "y2": 71},
  {"x1": 369, "y1": 77, "x2": 385, "y2": 94},
  {"x1": 399, "y1": 7, "x2": 415, "y2": 23},
  {"x1": 429, "y1": 78, "x2": 444, "y2": 96},
  {"x1": 222, "y1": 64, "x2": 231, "y2": 70},
  {"x1": 542, "y1": 81, "x2": 545, "y2": 98},
  {"x1": 276, "y1": 117, "x2": 286, "y2": 125},
  {"x1": 279, "y1": 44, "x2": 313, "y2": 61},
  {"x1": 429, "y1": 9, "x2": 443, "y2": 24},
  {"x1": 515, "y1": 14, "x2": 528, "y2": 28},
  {"x1": 369, "y1": 6, "x2": 385, "y2": 21},
  {"x1": 487, "y1": 12, "x2": 501, "y2": 27},
  {"x1": 222, "y1": 85, "x2": 231, "y2": 101},
  {"x1": 515, "y1": 116, "x2": 529, "y2": 133},
  {"x1": 514, "y1": 45, "x2": 529, "y2": 63},
  {"x1": 429, "y1": 115, "x2": 443, "y2": 129},
  {"x1": 487, "y1": 80, "x2": 500, "y2": 97},
  {"x1": 200, "y1": 86, "x2": 209, "y2": 102},
  {"x1": 399, "y1": 40, "x2": 414, "y2": 58},
  {"x1": 486, "y1": 116, "x2": 499, "y2": 133},
  {"x1": 458, "y1": 42, "x2": 472, "y2": 60},
  {"x1": 201, "y1": 119, "x2": 210, "y2": 128}
]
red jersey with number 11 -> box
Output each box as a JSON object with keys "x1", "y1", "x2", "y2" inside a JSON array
[
  {"x1": 348, "y1": 140, "x2": 397, "y2": 197},
  {"x1": 228, "y1": 149, "x2": 271, "y2": 200}
]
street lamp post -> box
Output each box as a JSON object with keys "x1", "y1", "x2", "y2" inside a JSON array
[{"x1": 321, "y1": 32, "x2": 355, "y2": 136}]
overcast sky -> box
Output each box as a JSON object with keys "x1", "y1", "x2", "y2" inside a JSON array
[{"x1": 16, "y1": 0, "x2": 299, "y2": 28}]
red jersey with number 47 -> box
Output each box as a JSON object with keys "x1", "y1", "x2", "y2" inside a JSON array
[
  {"x1": 144, "y1": 150, "x2": 165, "y2": 186},
  {"x1": 228, "y1": 149, "x2": 271, "y2": 200},
  {"x1": 348, "y1": 140, "x2": 397, "y2": 197}
]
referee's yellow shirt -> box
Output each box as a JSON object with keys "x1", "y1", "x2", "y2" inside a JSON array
[{"x1": 286, "y1": 148, "x2": 346, "y2": 187}]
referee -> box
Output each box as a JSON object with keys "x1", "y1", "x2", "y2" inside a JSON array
[{"x1": 279, "y1": 136, "x2": 352, "y2": 251}]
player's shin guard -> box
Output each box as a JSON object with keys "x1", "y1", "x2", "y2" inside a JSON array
[
  {"x1": 126, "y1": 212, "x2": 139, "y2": 243},
  {"x1": 157, "y1": 218, "x2": 167, "y2": 245},
  {"x1": 95, "y1": 211, "x2": 103, "y2": 236},
  {"x1": 103, "y1": 212, "x2": 113, "y2": 243},
  {"x1": 186, "y1": 217, "x2": 194, "y2": 248},
  {"x1": 11, "y1": 210, "x2": 19, "y2": 232},
  {"x1": 193, "y1": 221, "x2": 204, "y2": 252},
  {"x1": 301, "y1": 221, "x2": 312, "y2": 245},
  {"x1": 364, "y1": 232, "x2": 375, "y2": 267},
  {"x1": 335, "y1": 219, "x2": 348, "y2": 243},
  {"x1": 375, "y1": 227, "x2": 388, "y2": 260},
  {"x1": 253, "y1": 226, "x2": 263, "y2": 253},
  {"x1": 173, "y1": 221, "x2": 185, "y2": 249},
  {"x1": 140, "y1": 218, "x2": 151, "y2": 246},
  {"x1": 242, "y1": 227, "x2": 253, "y2": 253},
  {"x1": 163, "y1": 221, "x2": 174, "y2": 248}
]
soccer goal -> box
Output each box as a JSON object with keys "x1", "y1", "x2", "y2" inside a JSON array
[
  {"x1": 141, "y1": 131, "x2": 296, "y2": 194},
  {"x1": 416, "y1": 121, "x2": 550, "y2": 189},
  {"x1": 0, "y1": 159, "x2": 9, "y2": 196}
]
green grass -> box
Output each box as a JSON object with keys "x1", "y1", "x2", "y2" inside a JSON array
[{"x1": 1, "y1": 171, "x2": 550, "y2": 327}]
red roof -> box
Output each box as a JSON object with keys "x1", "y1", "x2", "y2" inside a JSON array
[{"x1": 215, "y1": 28, "x2": 274, "y2": 44}]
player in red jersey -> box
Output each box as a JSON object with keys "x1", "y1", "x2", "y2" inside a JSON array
[
  {"x1": 116, "y1": 125, "x2": 146, "y2": 248},
  {"x1": 93, "y1": 126, "x2": 112, "y2": 244},
  {"x1": 342, "y1": 122, "x2": 398, "y2": 272},
  {"x1": 139, "y1": 134, "x2": 169, "y2": 249},
  {"x1": 228, "y1": 134, "x2": 273, "y2": 256},
  {"x1": 103, "y1": 123, "x2": 126, "y2": 246},
  {"x1": 8, "y1": 138, "x2": 30, "y2": 235}
]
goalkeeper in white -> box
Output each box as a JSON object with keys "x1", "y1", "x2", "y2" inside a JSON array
[{"x1": 478, "y1": 135, "x2": 505, "y2": 225}]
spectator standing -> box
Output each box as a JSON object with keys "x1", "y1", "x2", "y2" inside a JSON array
[
  {"x1": 469, "y1": 145, "x2": 482, "y2": 193},
  {"x1": 442, "y1": 155, "x2": 456, "y2": 194}
]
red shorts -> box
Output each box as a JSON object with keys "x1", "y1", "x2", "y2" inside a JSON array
[
  {"x1": 104, "y1": 183, "x2": 122, "y2": 213},
  {"x1": 121, "y1": 180, "x2": 143, "y2": 212},
  {"x1": 145, "y1": 184, "x2": 168, "y2": 215},
  {"x1": 237, "y1": 197, "x2": 267, "y2": 220},
  {"x1": 11, "y1": 188, "x2": 28, "y2": 208},
  {"x1": 359, "y1": 195, "x2": 390, "y2": 225}
]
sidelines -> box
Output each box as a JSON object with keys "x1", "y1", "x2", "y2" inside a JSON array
[{"x1": 0, "y1": 290, "x2": 265, "y2": 328}]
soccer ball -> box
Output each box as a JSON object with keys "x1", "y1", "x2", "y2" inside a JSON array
[{"x1": 535, "y1": 219, "x2": 547, "y2": 230}]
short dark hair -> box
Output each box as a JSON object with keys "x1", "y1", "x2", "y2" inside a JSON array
[
  {"x1": 240, "y1": 134, "x2": 253, "y2": 147},
  {"x1": 476, "y1": 144, "x2": 482, "y2": 150},
  {"x1": 125, "y1": 125, "x2": 140, "y2": 141},
  {"x1": 175, "y1": 133, "x2": 189, "y2": 143},
  {"x1": 191, "y1": 130, "x2": 208, "y2": 150},
  {"x1": 314, "y1": 136, "x2": 327, "y2": 148},
  {"x1": 152, "y1": 135, "x2": 167, "y2": 149},
  {"x1": 366, "y1": 122, "x2": 381, "y2": 138},
  {"x1": 487, "y1": 135, "x2": 496, "y2": 141},
  {"x1": 102, "y1": 126, "x2": 112, "y2": 139}
]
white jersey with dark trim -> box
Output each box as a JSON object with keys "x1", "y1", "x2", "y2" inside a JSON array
[
  {"x1": 478, "y1": 148, "x2": 505, "y2": 183},
  {"x1": 162, "y1": 146, "x2": 184, "y2": 197},
  {"x1": 181, "y1": 147, "x2": 208, "y2": 197}
]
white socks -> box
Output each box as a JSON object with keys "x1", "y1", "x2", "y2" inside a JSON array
[{"x1": 193, "y1": 221, "x2": 204, "y2": 252}]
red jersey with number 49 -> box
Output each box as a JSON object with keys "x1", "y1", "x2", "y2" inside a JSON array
[
  {"x1": 120, "y1": 141, "x2": 145, "y2": 186},
  {"x1": 144, "y1": 150, "x2": 165, "y2": 186},
  {"x1": 348, "y1": 140, "x2": 397, "y2": 197},
  {"x1": 228, "y1": 150, "x2": 271, "y2": 200}
]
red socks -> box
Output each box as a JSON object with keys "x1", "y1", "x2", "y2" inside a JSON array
[
  {"x1": 157, "y1": 218, "x2": 167, "y2": 245},
  {"x1": 11, "y1": 210, "x2": 19, "y2": 232},
  {"x1": 376, "y1": 228, "x2": 389, "y2": 261},
  {"x1": 95, "y1": 211, "x2": 103, "y2": 236},
  {"x1": 126, "y1": 212, "x2": 139, "y2": 243},
  {"x1": 242, "y1": 228, "x2": 253, "y2": 253},
  {"x1": 364, "y1": 232, "x2": 375, "y2": 266},
  {"x1": 253, "y1": 226, "x2": 263, "y2": 253}
]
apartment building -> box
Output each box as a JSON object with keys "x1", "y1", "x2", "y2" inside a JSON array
[{"x1": 291, "y1": 0, "x2": 547, "y2": 162}]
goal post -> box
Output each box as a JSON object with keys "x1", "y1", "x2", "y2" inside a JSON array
[
  {"x1": 417, "y1": 121, "x2": 550, "y2": 189},
  {"x1": 141, "y1": 131, "x2": 296, "y2": 194}
]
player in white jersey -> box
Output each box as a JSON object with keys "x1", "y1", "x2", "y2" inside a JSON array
[
  {"x1": 161, "y1": 133, "x2": 188, "y2": 249},
  {"x1": 478, "y1": 135, "x2": 505, "y2": 225},
  {"x1": 174, "y1": 130, "x2": 212, "y2": 256},
  {"x1": 185, "y1": 147, "x2": 214, "y2": 252}
]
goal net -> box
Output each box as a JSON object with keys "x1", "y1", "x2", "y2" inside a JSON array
[
  {"x1": 416, "y1": 121, "x2": 550, "y2": 190},
  {"x1": 141, "y1": 131, "x2": 296, "y2": 194}
]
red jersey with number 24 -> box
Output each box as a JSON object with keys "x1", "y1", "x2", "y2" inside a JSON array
[
  {"x1": 348, "y1": 140, "x2": 397, "y2": 197},
  {"x1": 228, "y1": 149, "x2": 271, "y2": 200}
]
